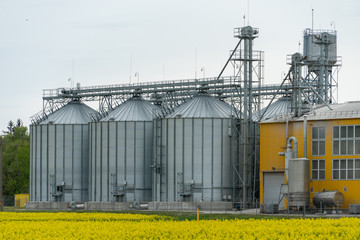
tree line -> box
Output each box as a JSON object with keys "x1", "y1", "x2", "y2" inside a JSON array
[{"x1": 1, "y1": 119, "x2": 29, "y2": 196}]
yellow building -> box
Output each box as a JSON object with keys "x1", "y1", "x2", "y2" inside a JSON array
[
  {"x1": 260, "y1": 102, "x2": 360, "y2": 209},
  {"x1": 15, "y1": 194, "x2": 29, "y2": 208}
]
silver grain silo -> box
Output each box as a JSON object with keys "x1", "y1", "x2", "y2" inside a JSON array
[
  {"x1": 154, "y1": 92, "x2": 238, "y2": 202},
  {"x1": 30, "y1": 100, "x2": 98, "y2": 202},
  {"x1": 89, "y1": 96, "x2": 159, "y2": 202}
]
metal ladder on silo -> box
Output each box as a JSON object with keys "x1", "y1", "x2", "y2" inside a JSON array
[
  {"x1": 158, "y1": 120, "x2": 165, "y2": 199},
  {"x1": 152, "y1": 118, "x2": 165, "y2": 201}
]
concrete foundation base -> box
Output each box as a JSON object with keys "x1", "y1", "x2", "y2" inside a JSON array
[
  {"x1": 26, "y1": 201, "x2": 69, "y2": 210},
  {"x1": 148, "y1": 201, "x2": 233, "y2": 211},
  {"x1": 26, "y1": 201, "x2": 234, "y2": 211}
]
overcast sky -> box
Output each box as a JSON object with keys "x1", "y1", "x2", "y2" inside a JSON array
[{"x1": 0, "y1": 0, "x2": 359, "y2": 132}]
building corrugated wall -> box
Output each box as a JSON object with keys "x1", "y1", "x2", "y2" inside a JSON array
[
  {"x1": 154, "y1": 93, "x2": 238, "y2": 202},
  {"x1": 30, "y1": 100, "x2": 97, "y2": 202},
  {"x1": 89, "y1": 96, "x2": 159, "y2": 202}
]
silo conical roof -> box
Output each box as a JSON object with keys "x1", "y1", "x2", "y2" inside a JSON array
[
  {"x1": 101, "y1": 96, "x2": 159, "y2": 121},
  {"x1": 40, "y1": 100, "x2": 97, "y2": 125},
  {"x1": 166, "y1": 93, "x2": 236, "y2": 118},
  {"x1": 253, "y1": 96, "x2": 291, "y2": 121}
]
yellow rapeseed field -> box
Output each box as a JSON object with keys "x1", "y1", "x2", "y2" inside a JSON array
[{"x1": 0, "y1": 212, "x2": 359, "y2": 239}]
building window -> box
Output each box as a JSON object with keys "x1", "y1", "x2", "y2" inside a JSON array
[
  {"x1": 311, "y1": 159, "x2": 325, "y2": 180},
  {"x1": 333, "y1": 159, "x2": 360, "y2": 180},
  {"x1": 312, "y1": 127, "x2": 326, "y2": 156},
  {"x1": 333, "y1": 125, "x2": 360, "y2": 155}
]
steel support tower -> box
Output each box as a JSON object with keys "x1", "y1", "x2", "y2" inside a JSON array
[
  {"x1": 232, "y1": 26, "x2": 261, "y2": 207},
  {"x1": 217, "y1": 26, "x2": 262, "y2": 207}
]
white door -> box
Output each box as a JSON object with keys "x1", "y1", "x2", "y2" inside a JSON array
[{"x1": 263, "y1": 172, "x2": 285, "y2": 208}]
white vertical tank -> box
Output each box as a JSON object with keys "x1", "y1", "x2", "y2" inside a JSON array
[
  {"x1": 89, "y1": 96, "x2": 159, "y2": 202},
  {"x1": 288, "y1": 158, "x2": 310, "y2": 208},
  {"x1": 29, "y1": 100, "x2": 97, "y2": 202},
  {"x1": 155, "y1": 93, "x2": 238, "y2": 202}
]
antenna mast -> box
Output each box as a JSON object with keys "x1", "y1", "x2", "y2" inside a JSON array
[{"x1": 312, "y1": 9, "x2": 314, "y2": 31}]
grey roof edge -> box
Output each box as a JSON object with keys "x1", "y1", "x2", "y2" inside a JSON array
[{"x1": 261, "y1": 102, "x2": 360, "y2": 123}]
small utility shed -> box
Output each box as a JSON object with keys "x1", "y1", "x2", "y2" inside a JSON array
[{"x1": 260, "y1": 102, "x2": 360, "y2": 208}]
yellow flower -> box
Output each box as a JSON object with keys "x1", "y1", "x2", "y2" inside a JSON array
[{"x1": 0, "y1": 212, "x2": 359, "y2": 239}]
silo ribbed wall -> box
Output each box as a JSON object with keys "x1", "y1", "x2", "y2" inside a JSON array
[
  {"x1": 89, "y1": 121, "x2": 153, "y2": 202},
  {"x1": 30, "y1": 124, "x2": 90, "y2": 202},
  {"x1": 158, "y1": 118, "x2": 236, "y2": 202}
]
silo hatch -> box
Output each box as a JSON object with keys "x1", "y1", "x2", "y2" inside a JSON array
[{"x1": 179, "y1": 184, "x2": 192, "y2": 196}]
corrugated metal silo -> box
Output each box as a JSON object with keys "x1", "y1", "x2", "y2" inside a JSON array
[
  {"x1": 29, "y1": 100, "x2": 97, "y2": 202},
  {"x1": 154, "y1": 93, "x2": 238, "y2": 202},
  {"x1": 89, "y1": 96, "x2": 159, "y2": 202}
]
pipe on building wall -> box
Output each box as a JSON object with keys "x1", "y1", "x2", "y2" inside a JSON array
[
  {"x1": 286, "y1": 119, "x2": 289, "y2": 141},
  {"x1": 279, "y1": 136, "x2": 298, "y2": 182},
  {"x1": 287, "y1": 136, "x2": 298, "y2": 159},
  {"x1": 303, "y1": 115, "x2": 307, "y2": 158}
]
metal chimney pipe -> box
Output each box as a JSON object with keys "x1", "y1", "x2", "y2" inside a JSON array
[
  {"x1": 303, "y1": 115, "x2": 308, "y2": 158},
  {"x1": 286, "y1": 119, "x2": 289, "y2": 141}
]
